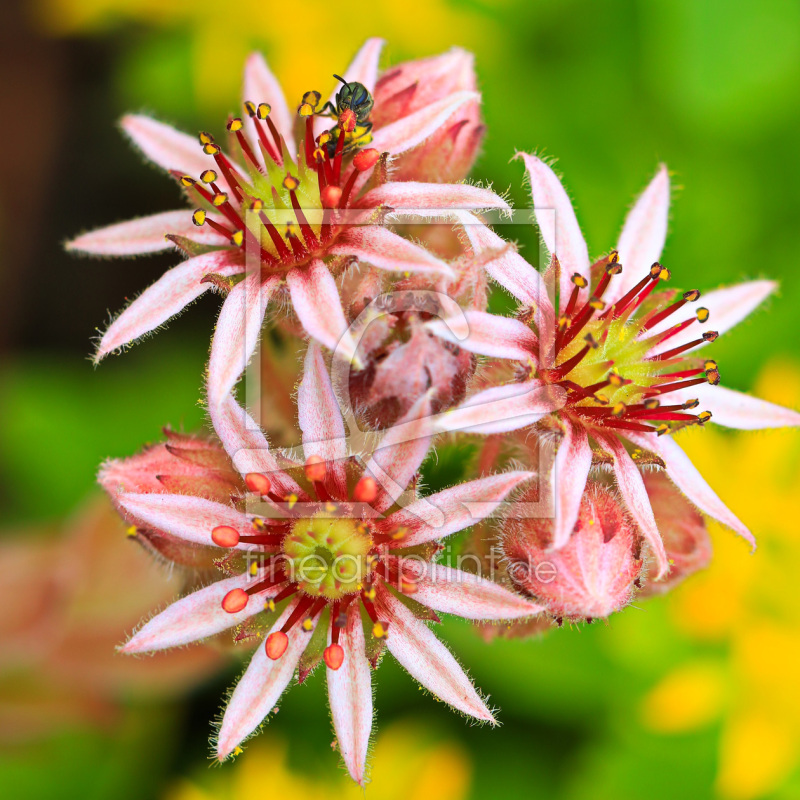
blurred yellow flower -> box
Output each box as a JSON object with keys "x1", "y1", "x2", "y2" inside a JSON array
[
  {"x1": 31, "y1": 0, "x2": 497, "y2": 110},
  {"x1": 164, "y1": 720, "x2": 471, "y2": 800},
  {"x1": 641, "y1": 359, "x2": 800, "y2": 799}
]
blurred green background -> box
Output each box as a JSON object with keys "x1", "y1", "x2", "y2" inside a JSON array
[{"x1": 1, "y1": 0, "x2": 799, "y2": 798}]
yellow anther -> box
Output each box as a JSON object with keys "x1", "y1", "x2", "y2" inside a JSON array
[
  {"x1": 283, "y1": 174, "x2": 300, "y2": 191},
  {"x1": 232, "y1": 747, "x2": 243, "y2": 757},
  {"x1": 608, "y1": 371, "x2": 624, "y2": 387},
  {"x1": 363, "y1": 586, "x2": 376, "y2": 601},
  {"x1": 302, "y1": 90, "x2": 321, "y2": 107},
  {"x1": 589, "y1": 299, "x2": 606, "y2": 310},
  {"x1": 264, "y1": 598, "x2": 276, "y2": 612},
  {"x1": 298, "y1": 103, "x2": 315, "y2": 117},
  {"x1": 571, "y1": 273, "x2": 588, "y2": 288},
  {"x1": 313, "y1": 147, "x2": 326, "y2": 162},
  {"x1": 594, "y1": 393, "x2": 609, "y2": 405},
  {"x1": 372, "y1": 621, "x2": 389, "y2": 640},
  {"x1": 557, "y1": 315, "x2": 571, "y2": 330},
  {"x1": 608, "y1": 250, "x2": 620, "y2": 264},
  {"x1": 126, "y1": 525, "x2": 138, "y2": 538},
  {"x1": 302, "y1": 617, "x2": 314, "y2": 631},
  {"x1": 706, "y1": 369, "x2": 721, "y2": 386},
  {"x1": 656, "y1": 424, "x2": 671, "y2": 436},
  {"x1": 683, "y1": 398, "x2": 700, "y2": 409},
  {"x1": 649, "y1": 263, "x2": 663, "y2": 278},
  {"x1": 606, "y1": 263, "x2": 623, "y2": 276},
  {"x1": 199, "y1": 131, "x2": 214, "y2": 144},
  {"x1": 244, "y1": 101, "x2": 257, "y2": 117},
  {"x1": 631, "y1": 449, "x2": 643, "y2": 460},
  {"x1": 192, "y1": 209, "x2": 206, "y2": 226},
  {"x1": 644, "y1": 398, "x2": 660, "y2": 410},
  {"x1": 612, "y1": 402, "x2": 627, "y2": 417},
  {"x1": 252, "y1": 518, "x2": 266, "y2": 531},
  {"x1": 203, "y1": 142, "x2": 221, "y2": 156},
  {"x1": 251, "y1": 198, "x2": 264, "y2": 211},
  {"x1": 249, "y1": 560, "x2": 258, "y2": 576},
  {"x1": 257, "y1": 103, "x2": 271, "y2": 120},
  {"x1": 318, "y1": 131, "x2": 332, "y2": 146},
  {"x1": 704, "y1": 359, "x2": 718, "y2": 370},
  {"x1": 659, "y1": 267, "x2": 671, "y2": 281},
  {"x1": 284, "y1": 221, "x2": 298, "y2": 239},
  {"x1": 212, "y1": 192, "x2": 228, "y2": 207},
  {"x1": 698, "y1": 411, "x2": 713, "y2": 424},
  {"x1": 696, "y1": 307, "x2": 710, "y2": 322},
  {"x1": 286, "y1": 494, "x2": 298, "y2": 509},
  {"x1": 201, "y1": 169, "x2": 218, "y2": 184},
  {"x1": 180, "y1": 175, "x2": 196, "y2": 187},
  {"x1": 227, "y1": 117, "x2": 244, "y2": 132},
  {"x1": 231, "y1": 230, "x2": 244, "y2": 247},
  {"x1": 683, "y1": 289, "x2": 701, "y2": 302},
  {"x1": 391, "y1": 526, "x2": 408, "y2": 541}
]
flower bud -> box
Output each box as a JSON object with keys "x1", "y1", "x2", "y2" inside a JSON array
[
  {"x1": 373, "y1": 48, "x2": 484, "y2": 183},
  {"x1": 503, "y1": 483, "x2": 643, "y2": 620},
  {"x1": 640, "y1": 473, "x2": 712, "y2": 595}
]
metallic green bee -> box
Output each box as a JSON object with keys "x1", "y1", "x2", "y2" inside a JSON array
[{"x1": 318, "y1": 74, "x2": 375, "y2": 157}]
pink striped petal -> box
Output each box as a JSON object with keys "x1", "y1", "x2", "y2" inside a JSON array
[
  {"x1": 601, "y1": 435, "x2": 669, "y2": 579},
  {"x1": 426, "y1": 310, "x2": 538, "y2": 362},
  {"x1": 518, "y1": 154, "x2": 590, "y2": 310},
  {"x1": 647, "y1": 280, "x2": 776, "y2": 355},
  {"x1": 608, "y1": 165, "x2": 670, "y2": 305},
  {"x1": 373, "y1": 582, "x2": 494, "y2": 722},
  {"x1": 66, "y1": 210, "x2": 227, "y2": 256},
  {"x1": 117, "y1": 492, "x2": 249, "y2": 548},
  {"x1": 551, "y1": 422, "x2": 592, "y2": 550},
  {"x1": 436, "y1": 380, "x2": 566, "y2": 435},
  {"x1": 242, "y1": 52, "x2": 295, "y2": 159},
  {"x1": 95, "y1": 250, "x2": 244, "y2": 362},
  {"x1": 332, "y1": 227, "x2": 455, "y2": 278},
  {"x1": 383, "y1": 470, "x2": 536, "y2": 547},
  {"x1": 627, "y1": 431, "x2": 755, "y2": 548},
  {"x1": 371, "y1": 92, "x2": 480, "y2": 156},
  {"x1": 287, "y1": 261, "x2": 359, "y2": 363},
  {"x1": 665, "y1": 383, "x2": 800, "y2": 430},
  {"x1": 217, "y1": 599, "x2": 313, "y2": 759},
  {"x1": 391, "y1": 560, "x2": 543, "y2": 620},
  {"x1": 298, "y1": 343, "x2": 348, "y2": 495},
  {"x1": 121, "y1": 572, "x2": 263, "y2": 653},
  {"x1": 121, "y1": 114, "x2": 212, "y2": 176},
  {"x1": 327, "y1": 601, "x2": 373, "y2": 785},
  {"x1": 360, "y1": 182, "x2": 509, "y2": 215},
  {"x1": 365, "y1": 393, "x2": 434, "y2": 512},
  {"x1": 208, "y1": 395, "x2": 304, "y2": 498},
  {"x1": 207, "y1": 272, "x2": 280, "y2": 408}
]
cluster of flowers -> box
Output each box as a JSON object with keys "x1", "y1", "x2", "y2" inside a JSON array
[{"x1": 70, "y1": 39, "x2": 800, "y2": 785}]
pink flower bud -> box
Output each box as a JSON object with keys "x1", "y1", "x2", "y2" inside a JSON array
[
  {"x1": 503, "y1": 483, "x2": 643, "y2": 620},
  {"x1": 373, "y1": 48, "x2": 484, "y2": 183},
  {"x1": 640, "y1": 473, "x2": 712, "y2": 595}
]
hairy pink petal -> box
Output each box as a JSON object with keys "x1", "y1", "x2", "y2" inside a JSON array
[
  {"x1": 116, "y1": 492, "x2": 249, "y2": 548},
  {"x1": 426, "y1": 310, "x2": 538, "y2": 362},
  {"x1": 391, "y1": 559, "x2": 543, "y2": 620},
  {"x1": 373, "y1": 582, "x2": 494, "y2": 722},
  {"x1": 608, "y1": 165, "x2": 670, "y2": 305},
  {"x1": 647, "y1": 280, "x2": 777, "y2": 355},
  {"x1": 365, "y1": 393, "x2": 434, "y2": 512},
  {"x1": 383, "y1": 471, "x2": 536, "y2": 546},
  {"x1": 298, "y1": 343, "x2": 348, "y2": 495},
  {"x1": 518, "y1": 153, "x2": 590, "y2": 309},
  {"x1": 602, "y1": 436, "x2": 669, "y2": 579},
  {"x1": 121, "y1": 114, "x2": 212, "y2": 176},
  {"x1": 242, "y1": 52, "x2": 296, "y2": 158},
  {"x1": 217, "y1": 600, "x2": 313, "y2": 759},
  {"x1": 327, "y1": 602, "x2": 373, "y2": 785},
  {"x1": 436, "y1": 381, "x2": 566, "y2": 435},
  {"x1": 628, "y1": 432, "x2": 755, "y2": 548},
  {"x1": 121, "y1": 573, "x2": 262, "y2": 653},
  {"x1": 95, "y1": 251, "x2": 244, "y2": 362},
  {"x1": 333, "y1": 227, "x2": 455, "y2": 278},
  {"x1": 360, "y1": 182, "x2": 509, "y2": 215},
  {"x1": 370, "y1": 92, "x2": 480, "y2": 157},
  {"x1": 551, "y1": 422, "x2": 592, "y2": 551},
  {"x1": 207, "y1": 272, "x2": 280, "y2": 408},
  {"x1": 66, "y1": 210, "x2": 226, "y2": 256},
  {"x1": 287, "y1": 261, "x2": 359, "y2": 362}
]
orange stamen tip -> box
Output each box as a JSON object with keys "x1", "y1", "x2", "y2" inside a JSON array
[
  {"x1": 304, "y1": 455, "x2": 327, "y2": 483},
  {"x1": 323, "y1": 643, "x2": 345, "y2": 670},
  {"x1": 353, "y1": 148, "x2": 380, "y2": 172},
  {"x1": 212, "y1": 525, "x2": 240, "y2": 548},
  {"x1": 245, "y1": 472, "x2": 272, "y2": 495},
  {"x1": 283, "y1": 174, "x2": 300, "y2": 191},
  {"x1": 266, "y1": 631, "x2": 289, "y2": 660},
  {"x1": 222, "y1": 588, "x2": 249, "y2": 614},
  {"x1": 354, "y1": 476, "x2": 379, "y2": 504},
  {"x1": 320, "y1": 185, "x2": 342, "y2": 209},
  {"x1": 338, "y1": 108, "x2": 357, "y2": 133}
]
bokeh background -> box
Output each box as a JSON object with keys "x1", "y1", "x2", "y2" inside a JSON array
[{"x1": 2, "y1": 0, "x2": 800, "y2": 798}]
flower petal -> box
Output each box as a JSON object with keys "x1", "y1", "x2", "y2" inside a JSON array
[
  {"x1": 116, "y1": 492, "x2": 249, "y2": 548},
  {"x1": 601, "y1": 435, "x2": 669, "y2": 579},
  {"x1": 327, "y1": 601, "x2": 373, "y2": 786},
  {"x1": 287, "y1": 260, "x2": 359, "y2": 363},
  {"x1": 298, "y1": 343, "x2": 348, "y2": 495},
  {"x1": 66, "y1": 210, "x2": 227, "y2": 256},
  {"x1": 426, "y1": 310, "x2": 538, "y2": 362},
  {"x1": 373, "y1": 582, "x2": 494, "y2": 723},
  {"x1": 217, "y1": 599, "x2": 314, "y2": 759},
  {"x1": 121, "y1": 114, "x2": 212, "y2": 176},
  {"x1": 121, "y1": 573, "x2": 263, "y2": 653},
  {"x1": 207, "y1": 272, "x2": 280, "y2": 408},
  {"x1": 360, "y1": 182, "x2": 509, "y2": 215},
  {"x1": 608, "y1": 165, "x2": 670, "y2": 305},
  {"x1": 95, "y1": 250, "x2": 244, "y2": 362},
  {"x1": 242, "y1": 52, "x2": 296, "y2": 158},
  {"x1": 390, "y1": 559, "x2": 543, "y2": 620},
  {"x1": 384, "y1": 470, "x2": 536, "y2": 547},
  {"x1": 551, "y1": 422, "x2": 592, "y2": 551},
  {"x1": 370, "y1": 91, "x2": 480, "y2": 157},
  {"x1": 332, "y1": 227, "x2": 455, "y2": 279},
  {"x1": 365, "y1": 393, "x2": 434, "y2": 512},
  {"x1": 435, "y1": 380, "x2": 566, "y2": 435},
  {"x1": 647, "y1": 280, "x2": 777, "y2": 355}
]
